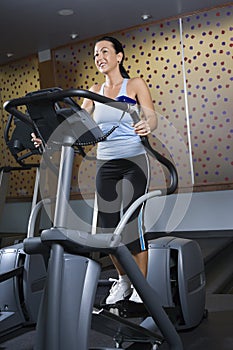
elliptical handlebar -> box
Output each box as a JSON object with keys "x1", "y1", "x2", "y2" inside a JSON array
[{"x1": 4, "y1": 88, "x2": 178, "y2": 194}]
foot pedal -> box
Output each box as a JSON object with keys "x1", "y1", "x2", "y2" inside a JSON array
[{"x1": 103, "y1": 300, "x2": 149, "y2": 318}]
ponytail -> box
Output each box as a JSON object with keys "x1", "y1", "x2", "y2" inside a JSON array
[{"x1": 119, "y1": 62, "x2": 130, "y2": 78}]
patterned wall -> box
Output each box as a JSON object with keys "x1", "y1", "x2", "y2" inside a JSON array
[
  {"x1": 53, "y1": 5, "x2": 233, "y2": 197},
  {"x1": 53, "y1": 20, "x2": 192, "y2": 196},
  {"x1": 0, "y1": 5, "x2": 232, "y2": 200},
  {"x1": 182, "y1": 8, "x2": 233, "y2": 185},
  {"x1": 0, "y1": 55, "x2": 41, "y2": 198}
]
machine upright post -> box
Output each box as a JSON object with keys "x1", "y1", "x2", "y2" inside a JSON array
[
  {"x1": 36, "y1": 139, "x2": 75, "y2": 350},
  {"x1": 53, "y1": 138, "x2": 75, "y2": 228},
  {"x1": 115, "y1": 245, "x2": 183, "y2": 350}
]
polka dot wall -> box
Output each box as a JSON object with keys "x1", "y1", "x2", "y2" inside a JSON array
[
  {"x1": 182, "y1": 6, "x2": 233, "y2": 185},
  {"x1": 0, "y1": 55, "x2": 41, "y2": 198},
  {"x1": 53, "y1": 6, "x2": 233, "y2": 195},
  {"x1": 0, "y1": 4, "x2": 232, "y2": 201},
  {"x1": 54, "y1": 21, "x2": 193, "y2": 194}
]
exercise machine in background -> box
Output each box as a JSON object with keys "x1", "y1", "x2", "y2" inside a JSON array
[
  {"x1": 2, "y1": 88, "x2": 206, "y2": 349},
  {"x1": 0, "y1": 116, "x2": 46, "y2": 338}
]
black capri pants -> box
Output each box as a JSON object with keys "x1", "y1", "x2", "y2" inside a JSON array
[{"x1": 95, "y1": 154, "x2": 150, "y2": 253}]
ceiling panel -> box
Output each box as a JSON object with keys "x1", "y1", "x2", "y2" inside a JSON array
[{"x1": 0, "y1": 0, "x2": 231, "y2": 65}]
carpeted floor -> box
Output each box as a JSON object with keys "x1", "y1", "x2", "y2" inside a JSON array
[{"x1": 0, "y1": 298, "x2": 233, "y2": 350}]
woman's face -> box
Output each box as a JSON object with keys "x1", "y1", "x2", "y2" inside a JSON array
[{"x1": 94, "y1": 40, "x2": 122, "y2": 74}]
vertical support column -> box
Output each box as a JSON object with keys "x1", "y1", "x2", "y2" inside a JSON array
[
  {"x1": 35, "y1": 243, "x2": 64, "y2": 350},
  {"x1": 115, "y1": 245, "x2": 183, "y2": 350},
  {"x1": 53, "y1": 140, "x2": 75, "y2": 228},
  {"x1": 36, "y1": 140, "x2": 75, "y2": 350},
  {"x1": 179, "y1": 18, "x2": 194, "y2": 185}
]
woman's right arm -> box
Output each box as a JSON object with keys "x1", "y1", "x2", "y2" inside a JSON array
[{"x1": 81, "y1": 83, "x2": 100, "y2": 113}]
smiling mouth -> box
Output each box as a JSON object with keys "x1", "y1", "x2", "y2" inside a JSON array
[{"x1": 98, "y1": 62, "x2": 107, "y2": 68}]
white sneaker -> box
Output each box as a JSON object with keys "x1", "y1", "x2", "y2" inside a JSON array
[
  {"x1": 129, "y1": 287, "x2": 143, "y2": 303},
  {"x1": 106, "y1": 279, "x2": 132, "y2": 304}
]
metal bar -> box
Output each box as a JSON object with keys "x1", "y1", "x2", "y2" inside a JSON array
[
  {"x1": 115, "y1": 245, "x2": 183, "y2": 350},
  {"x1": 53, "y1": 139, "x2": 75, "y2": 228}
]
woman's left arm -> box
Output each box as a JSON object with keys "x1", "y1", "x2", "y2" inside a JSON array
[{"x1": 131, "y1": 77, "x2": 158, "y2": 136}]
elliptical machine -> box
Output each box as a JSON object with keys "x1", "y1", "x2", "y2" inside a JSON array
[
  {"x1": 0, "y1": 111, "x2": 46, "y2": 338},
  {"x1": 3, "y1": 88, "x2": 206, "y2": 349}
]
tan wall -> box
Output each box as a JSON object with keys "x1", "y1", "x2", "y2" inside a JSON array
[
  {"x1": 0, "y1": 5, "x2": 232, "y2": 200},
  {"x1": 0, "y1": 55, "x2": 41, "y2": 199}
]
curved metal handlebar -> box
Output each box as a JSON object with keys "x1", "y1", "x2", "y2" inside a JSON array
[{"x1": 4, "y1": 88, "x2": 178, "y2": 194}]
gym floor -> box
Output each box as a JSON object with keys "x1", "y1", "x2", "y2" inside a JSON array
[
  {"x1": 0, "y1": 308, "x2": 232, "y2": 350},
  {"x1": 0, "y1": 233, "x2": 233, "y2": 350}
]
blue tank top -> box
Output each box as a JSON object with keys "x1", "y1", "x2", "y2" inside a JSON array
[{"x1": 93, "y1": 79, "x2": 146, "y2": 160}]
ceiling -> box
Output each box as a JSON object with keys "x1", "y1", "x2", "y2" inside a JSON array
[{"x1": 0, "y1": 0, "x2": 232, "y2": 66}]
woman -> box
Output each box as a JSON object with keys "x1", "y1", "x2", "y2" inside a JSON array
[
  {"x1": 32, "y1": 36, "x2": 158, "y2": 304},
  {"x1": 81, "y1": 36, "x2": 158, "y2": 304}
]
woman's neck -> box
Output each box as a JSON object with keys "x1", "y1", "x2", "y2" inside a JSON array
[
  {"x1": 102, "y1": 72, "x2": 124, "y2": 98},
  {"x1": 104, "y1": 71, "x2": 124, "y2": 88}
]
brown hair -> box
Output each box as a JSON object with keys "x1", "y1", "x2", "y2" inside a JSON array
[{"x1": 95, "y1": 36, "x2": 130, "y2": 78}]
